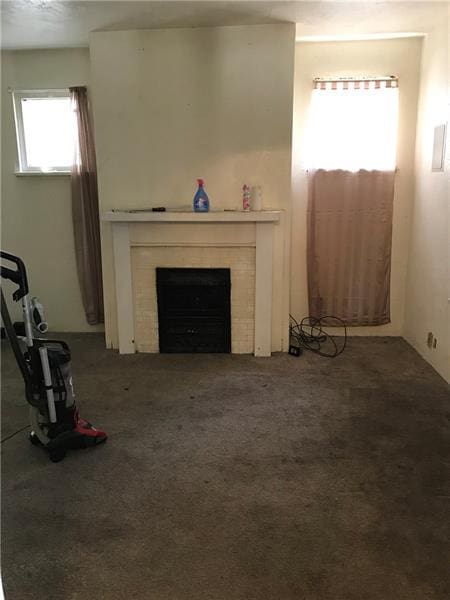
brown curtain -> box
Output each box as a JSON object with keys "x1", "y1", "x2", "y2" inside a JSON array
[
  {"x1": 70, "y1": 86, "x2": 104, "y2": 325},
  {"x1": 307, "y1": 169, "x2": 395, "y2": 326}
]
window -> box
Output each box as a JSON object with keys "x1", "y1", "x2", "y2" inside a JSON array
[
  {"x1": 305, "y1": 78, "x2": 399, "y2": 171},
  {"x1": 13, "y1": 90, "x2": 74, "y2": 174}
]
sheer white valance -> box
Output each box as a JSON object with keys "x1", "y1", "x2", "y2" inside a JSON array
[{"x1": 313, "y1": 76, "x2": 398, "y2": 90}]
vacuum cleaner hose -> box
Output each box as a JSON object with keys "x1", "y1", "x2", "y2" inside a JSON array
[
  {"x1": 30, "y1": 297, "x2": 48, "y2": 334},
  {"x1": 37, "y1": 322, "x2": 48, "y2": 334}
]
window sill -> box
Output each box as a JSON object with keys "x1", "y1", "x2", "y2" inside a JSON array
[{"x1": 15, "y1": 170, "x2": 70, "y2": 177}]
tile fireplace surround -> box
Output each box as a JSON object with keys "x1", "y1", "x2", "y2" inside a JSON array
[{"x1": 102, "y1": 210, "x2": 281, "y2": 357}]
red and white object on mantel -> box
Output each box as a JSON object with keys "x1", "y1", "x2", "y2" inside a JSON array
[{"x1": 242, "y1": 184, "x2": 251, "y2": 211}]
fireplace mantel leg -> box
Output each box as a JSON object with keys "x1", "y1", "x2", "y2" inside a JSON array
[
  {"x1": 254, "y1": 222, "x2": 274, "y2": 357},
  {"x1": 112, "y1": 222, "x2": 136, "y2": 354}
]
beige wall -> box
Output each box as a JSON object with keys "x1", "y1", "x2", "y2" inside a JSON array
[
  {"x1": 4, "y1": 32, "x2": 445, "y2": 371},
  {"x1": 404, "y1": 18, "x2": 449, "y2": 382},
  {"x1": 90, "y1": 25, "x2": 295, "y2": 351},
  {"x1": 291, "y1": 38, "x2": 422, "y2": 335},
  {"x1": 1, "y1": 48, "x2": 102, "y2": 332}
]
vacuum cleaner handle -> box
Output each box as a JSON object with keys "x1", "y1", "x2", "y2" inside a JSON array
[
  {"x1": 0, "y1": 251, "x2": 29, "y2": 301},
  {"x1": 0, "y1": 289, "x2": 34, "y2": 393}
]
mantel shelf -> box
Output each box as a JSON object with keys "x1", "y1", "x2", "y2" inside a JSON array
[{"x1": 102, "y1": 210, "x2": 281, "y2": 223}]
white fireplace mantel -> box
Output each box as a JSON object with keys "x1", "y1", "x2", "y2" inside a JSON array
[
  {"x1": 102, "y1": 210, "x2": 281, "y2": 357},
  {"x1": 102, "y1": 209, "x2": 281, "y2": 223}
]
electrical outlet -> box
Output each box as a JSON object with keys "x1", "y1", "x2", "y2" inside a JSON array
[
  {"x1": 433, "y1": 338, "x2": 437, "y2": 349},
  {"x1": 427, "y1": 332, "x2": 434, "y2": 348}
]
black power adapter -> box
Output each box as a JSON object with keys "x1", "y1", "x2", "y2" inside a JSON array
[{"x1": 289, "y1": 345, "x2": 302, "y2": 357}]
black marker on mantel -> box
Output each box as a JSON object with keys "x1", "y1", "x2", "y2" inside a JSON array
[{"x1": 111, "y1": 207, "x2": 166, "y2": 213}]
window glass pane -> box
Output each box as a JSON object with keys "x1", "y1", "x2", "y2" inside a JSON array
[
  {"x1": 21, "y1": 97, "x2": 73, "y2": 170},
  {"x1": 305, "y1": 87, "x2": 399, "y2": 171}
]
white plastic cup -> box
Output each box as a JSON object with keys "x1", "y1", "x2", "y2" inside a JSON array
[{"x1": 251, "y1": 186, "x2": 262, "y2": 211}]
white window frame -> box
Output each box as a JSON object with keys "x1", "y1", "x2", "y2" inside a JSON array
[{"x1": 12, "y1": 89, "x2": 72, "y2": 175}]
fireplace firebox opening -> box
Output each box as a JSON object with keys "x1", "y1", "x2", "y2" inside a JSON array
[{"x1": 156, "y1": 268, "x2": 231, "y2": 353}]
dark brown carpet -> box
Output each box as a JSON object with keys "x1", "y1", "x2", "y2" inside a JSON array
[{"x1": 1, "y1": 335, "x2": 449, "y2": 599}]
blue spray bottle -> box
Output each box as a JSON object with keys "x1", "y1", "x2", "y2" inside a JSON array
[{"x1": 193, "y1": 178, "x2": 210, "y2": 212}]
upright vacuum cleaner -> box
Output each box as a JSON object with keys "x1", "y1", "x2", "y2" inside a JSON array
[{"x1": 1, "y1": 251, "x2": 107, "y2": 462}]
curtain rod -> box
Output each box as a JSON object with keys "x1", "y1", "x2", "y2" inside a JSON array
[
  {"x1": 313, "y1": 76, "x2": 398, "y2": 82},
  {"x1": 304, "y1": 168, "x2": 400, "y2": 172}
]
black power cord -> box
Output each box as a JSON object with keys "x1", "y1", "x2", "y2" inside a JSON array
[{"x1": 289, "y1": 314, "x2": 347, "y2": 358}]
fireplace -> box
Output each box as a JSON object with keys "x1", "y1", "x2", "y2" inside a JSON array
[
  {"x1": 102, "y1": 210, "x2": 282, "y2": 356},
  {"x1": 156, "y1": 268, "x2": 231, "y2": 353}
]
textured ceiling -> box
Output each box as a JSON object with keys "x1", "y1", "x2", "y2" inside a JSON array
[{"x1": 0, "y1": 1, "x2": 445, "y2": 49}]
